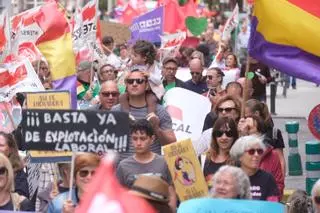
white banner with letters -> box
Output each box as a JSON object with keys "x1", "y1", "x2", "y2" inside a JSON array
[{"x1": 163, "y1": 88, "x2": 211, "y2": 142}]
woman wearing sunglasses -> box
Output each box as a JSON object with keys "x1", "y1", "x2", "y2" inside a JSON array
[
  {"x1": 48, "y1": 153, "x2": 100, "y2": 213},
  {"x1": 230, "y1": 135, "x2": 280, "y2": 201},
  {"x1": 0, "y1": 132, "x2": 29, "y2": 198},
  {"x1": 203, "y1": 117, "x2": 238, "y2": 188},
  {"x1": 237, "y1": 115, "x2": 284, "y2": 198},
  {"x1": 0, "y1": 153, "x2": 34, "y2": 211}
]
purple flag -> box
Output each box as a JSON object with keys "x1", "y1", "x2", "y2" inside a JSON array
[{"x1": 130, "y1": 7, "x2": 163, "y2": 43}]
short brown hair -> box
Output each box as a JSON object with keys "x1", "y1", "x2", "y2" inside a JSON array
[{"x1": 74, "y1": 153, "x2": 100, "y2": 176}]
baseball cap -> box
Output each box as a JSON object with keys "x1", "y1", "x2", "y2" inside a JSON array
[{"x1": 162, "y1": 57, "x2": 178, "y2": 66}]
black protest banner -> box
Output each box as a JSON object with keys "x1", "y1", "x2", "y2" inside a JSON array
[{"x1": 22, "y1": 109, "x2": 129, "y2": 153}]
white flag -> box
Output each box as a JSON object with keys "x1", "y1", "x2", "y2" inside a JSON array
[{"x1": 221, "y1": 4, "x2": 239, "y2": 41}]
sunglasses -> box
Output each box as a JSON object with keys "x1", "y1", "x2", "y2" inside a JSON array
[
  {"x1": 78, "y1": 169, "x2": 95, "y2": 178},
  {"x1": 314, "y1": 196, "x2": 320, "y2": 205},
  {"x1": 190, "y1": 72, "x2": 201, "y2": 76},
  {"x1": 214, "y1": 130, "x2": 233, "y2": 138},
  {"x1": 126, "y1": 78, "x2": 146, "y2": 85},
  {"x1": 101, "y1": 91, "x2": 119, "y2": 98},
  {"x1": 217, "y1": 107, "x2": 236, "y2": 113},
  {"x1": 0, "y1": 167, "x2": 7, "y2": 175},
  {"x1": 245, "y1": 148, "x2": 264, "y2": 156}
]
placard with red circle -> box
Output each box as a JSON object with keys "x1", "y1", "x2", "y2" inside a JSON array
[{"x1": 308, "y1": 104, "x2": 320, "y2": 140}]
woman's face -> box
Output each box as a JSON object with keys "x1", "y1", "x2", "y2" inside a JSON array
[
  {"x1": 214, "y1": 171, "x2": 238, "y2": 199},
  {"x1": 75, "y1": 166, "x2": 97, "y2": 193},
  {"x1": 0, "y1": 163, "x2": 8, "y2": 191},
  {"x1": 225, "y1": 55, "x2": 236, "y2": 68},
  {"x1": 0, "y1": 136, "x2": 10, "y2": 157},
  {"x1": 130, "y1": 51, "x2": 146, "y2": 65},
  {"x1": 215, "y1": 125, "x2": 234, "y2": 152},
  {"x1": 240, "y1": 144, "x2": 263, "y2": 171},
  {"x1": 217, "y1": 100, "x2": 239, "y2": 121}
]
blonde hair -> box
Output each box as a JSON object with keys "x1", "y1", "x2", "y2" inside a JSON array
[{"x1": 0, "y1": 153, "x2": 15, "y2": 193}]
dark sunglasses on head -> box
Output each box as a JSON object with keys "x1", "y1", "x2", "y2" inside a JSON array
[
  {"x1": 314, "y1": 196, "x2": 320, "y2": 205},
  {"x1": 101, "y1": 91, "x2": 119, "y2": 98},
  {"x1": 190, "y1": 72, "x2": 201, "y2": 76},
  {"x1": 0, "y1": 167, "x2": 7, "y2": 175},
  {"x1": 78, "y1": 169, "x2": 95, "y2": 178},
  {"x1": 217, "y1": 107, "x2": 236, "y2": 113},
  {"x1": 245, "y1": 148, "x2": 264, "y2": 156},
  {"x1": 126, "y1": 78, "x2": 146, "y2": 85},
  {"x1": 214, "y1": 130, "x2": 233, "y2": 138}
]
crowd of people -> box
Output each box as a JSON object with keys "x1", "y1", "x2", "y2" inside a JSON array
[{"x1": 0, "y1": 6, "x2": 316, "y2": 213}]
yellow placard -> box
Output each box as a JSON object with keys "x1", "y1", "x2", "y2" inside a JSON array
[
  {"x1": 26, "y1": 91, "x2": 72, "y2": 159},
  {"x1": 163, "y1": 139, "x2": 208, "y2": 201},
  {"x1": 26, "y1": 91, "x2": 71, "y2": 110},
  {"x1": 29, "y1": 150, "x2": 72, "y2": 158}
]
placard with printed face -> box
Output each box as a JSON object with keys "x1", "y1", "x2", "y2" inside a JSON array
[{"x1": 21, "y1": 109, "x2": 129, "y2": 153}]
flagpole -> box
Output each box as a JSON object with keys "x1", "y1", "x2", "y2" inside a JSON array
[
  {"x1": 241, "y1": 57, "x2": 250, "y2": 118},
  {"x1": 3, "y1": 102, "x2": 16, "y2": 130},
  {"x1": 68, "y1": 152, "x2": 76, "y2": 200}
]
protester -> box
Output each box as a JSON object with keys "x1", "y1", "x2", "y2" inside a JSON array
[
  {"x1": 184, "y1": 58, "x2": 208, "y2": 94},
  {"x1": 237, "y1": 115, "x2": 284, "y2": 196},
  {"x1": 287, "y1": 189, "x2": 311, "y2": 213},
  {"x1": 312, "y1": 179, "x2": 320, "y2": 213},
  {"x1": 117, "y1": 119, "x2": 176, "y2": 210},
  {"x1": 236, "y1": 19, "x2": 250, "y2": 64},
  {"x1": 120, "y1": 40, "x2": 165, "y2": 114},
  {"x1": 98, "y1": 63, "x2": 117, "y2": 82},
  {"x1": 203, "y1": 117, "x2": 238, "y2": 187},
  {"x1": 161, "y1": 57, "x2": 185, "y2": 91},
  {"x1": 177, "y1": 47, "x2": 195, "y2": 67},
  {"x1": 37, "y1": 163, "x2": 71, "y2": 212},
  {"x1": 240, "y1": 57, "x2": 272, "y2": 102},
  {"x1": 129, "y1": 175, "x2": 173, "y2": 213},
  {"x1": 210, "y1": 165, "x2": 251, "y2": 199},
  {"x1": 47, "y1": 153, "x2": 100, "y2": 213},
  {"x1": 76, "y1": 61, "x2": 100, "y2": 108},
  {"x1": 222, "y1": 53, "x2": 240, "y2": 87},
  {"x1": 112, "y1": 70, "x2": 176, "y2": 160},
  {"x1": 244, "y1": 99, "x2": 286, "y2": 176},
  {"x1": 89, "y1": 81, "x2": 119, "y2": 111},
  {"x1": 196, "y1": 44, "x2": 212, "y2": 68},
  {"x1": 0, "y1": 153, "x2": 34, "y2": 211},
  {"x1": 230, "y1": 135, "x2": 280, "y2": 201},
  {"x1": 0, "y1": 132, "x2": 29, "y2": 198},
  {"x1": 205, "y1": 67, "x2": 224, "y2": 100},
  {"x1": 119, "y1": 43, "x2": 130, "y2": 67},
  {"x1": 225, "y1": 81, "x2": 243, "y2": 98}
]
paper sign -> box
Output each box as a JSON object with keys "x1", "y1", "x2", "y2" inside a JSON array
[
  {"x1": 26, "y1": 91, "x2": 71, "y2": 110},
  {"x1": 27, "y1": 162, "x2": 41, "y2": 199},
  {"x1": 163, "y1": 88, "x2": 211, "y2": 142},
  {"x1": 22, "y1": 110, "x2": 129, "y2": 153},
  {"x1": 163, "y1": 139, "x2": 208, "y2": 201},
  {"x1": 178, "y1": 198, "x2": 285, "y2": 213},
  {"x1": 28, "y1": 150, "x2": 72, "y2": 163},
  {"x1": 130, "y1": 6, "x2": 163, "y2": 43}
]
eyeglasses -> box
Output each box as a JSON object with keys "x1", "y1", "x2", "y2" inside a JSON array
[
  {"x1": 245, "y1": 148, "x2": 264, "y2": 156},
  {"x1": 214, "y1": 130, "x2": 233, "y2": 138},
  {"x1": 101, "y1": 91, "x2": 119, "y2": 98},
  {"x1": 78, "y1": 169, "x2": 95, "y2": 178},
  {"x1": 0, "y1": 167, "x2": 7, "y2": 176},
  {"x1": 126, "y1": 78, "x2": 146, "y2": 85},
  {"x1": 314, "y1": 196, "x2": 320, "y2": 205},
  {"x1": 190, "y1": 72, "x2": 201, "y2": 76},
  {"x1": 164, "y1": 67, "x2": 177, "y2": 72},
  {"x1": 217, "y1": 107, "x2": 236, "y2": 113}
]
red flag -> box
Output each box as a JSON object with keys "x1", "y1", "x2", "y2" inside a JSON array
[
  {"x1": 163, "y1": 0, "x2": 186, "y2": 33},
  {"x1": 75, "y1": 155, "x2": 156, "y2": 213},
  {"x1": 181, "y1": 0, "x2": 198, "y2": 18},
  {"x1": 121, "y1": 4, "x2": 139, "y2": 25}
]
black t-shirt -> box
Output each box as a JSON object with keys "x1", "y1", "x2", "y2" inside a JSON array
[
  {"x1": 202, "y1": 112, "x2": 217, "y2": 132},
  {"x1": 203, "y1": 159, "x2": 226, "y2": 188},
  {"x1": 265, "y1": 127, "x2": 285, "y2": 149},
  {"x1": 0, "y1": 198, "x2": 35, "y2": 211},
  {"x1": 249, "y1": 169, "x2": 279, "y2": 201}
]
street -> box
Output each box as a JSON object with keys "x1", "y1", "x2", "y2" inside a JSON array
[{"x1": 267, "y1": 79, "x2": 320, "y2": 191}]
